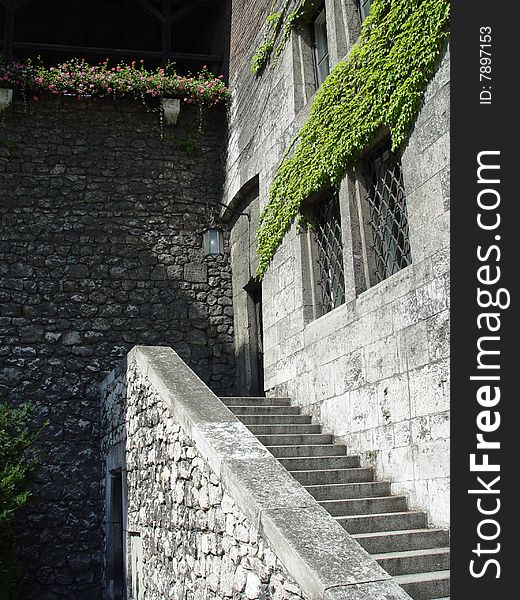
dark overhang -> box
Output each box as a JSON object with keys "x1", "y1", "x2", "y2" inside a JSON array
[{"x1": 1, "y1": 0, "x2": 228, "y2": 74}]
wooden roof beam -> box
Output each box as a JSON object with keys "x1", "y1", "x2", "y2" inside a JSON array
[
  {"x1": 4, "y1": 40, "x2": 223, "y2": 64},
  {"x1": 134, "y1": 0, "x2": 165, "y2": 23},
  {"x1": 170, "y1": 0, "x2": 207, "y2": 25}
]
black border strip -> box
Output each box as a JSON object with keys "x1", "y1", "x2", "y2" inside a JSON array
[{"x1": 452, "y1": 1, "x2": 515, "y2": 597}]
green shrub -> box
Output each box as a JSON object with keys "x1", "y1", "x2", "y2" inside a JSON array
[{"x1": 0, "y1": 403, "x2": 44, "y2": 599}]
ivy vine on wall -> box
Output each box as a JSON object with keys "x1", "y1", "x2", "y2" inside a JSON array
[
  {"x1": 251, "y1": 0, "x2": 317, "y2": 75},
  {"x1": 255, "y1": 0, "x2": 450, "y2": 279}
]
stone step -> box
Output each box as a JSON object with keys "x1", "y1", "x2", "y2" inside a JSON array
[
  {"x1": 305, "y1": 481, "x2": 392, "y2": 501},
  {"x1": 246, "y1": 423, "x2": 322, "y2": 435},
  {"x1": 291, "y1": 467, "x2": 374, "y2": 486},
  {"x1": 256, "y1": 433, "x2": 333, "y2": 446},
  {"x1": 267, "y1": 444, "x2": 348, "y2": 458},
  {"x1": 319, "y1": 495, "x2": 408, "y2": 517},
  {"x1": 353, "y1": 529, "x2": 450, "y2": 554},
  {"x1": 393, "y1": 570, "x2": 450, "y2": 600},
  {"x1": 278, "y1": 455, "x2": 360, "y2": 471},
  {"x1": 235, "y1": 394, "x2": 450, "y2": 598},
  {"x1": 373, "y1": 547, "x2": 450, "y2": 576},
  {"x1": 337, "y1": 511, "x2": 428, "y2": 535},
  {"x1": 220, "y1": 396, "x2": 291, "y2": 407},
  {"x1": 228, "y1": 405, "x2": 302, "y2": 416},
  {"x1": 237, "y1": 414, "x2": 312, "y2": 425}
]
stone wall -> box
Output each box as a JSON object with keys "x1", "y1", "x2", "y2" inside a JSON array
[
  {"x1": 0, "y1": 95, "x2": 235, "y2": 598},
  {"x1": 224, "y1": 2, "x2": 450, "y2": 527},
  {"x1": 100, "y1": 346, "x2": 410, "y2": 600},
  {"x1": 229, "y1": 0, "x2": 272, "y2": 79},
  {"x1": 101, "y1": 353, "x2": 305, "y2": 600},
  {"x1": 263, "y1": 51, "x2": 450, "y2": 527}
]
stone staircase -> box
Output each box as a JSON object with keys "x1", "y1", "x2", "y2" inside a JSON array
[{"x1": 221, "y1": 396, "x2": 450, "y2": 600}]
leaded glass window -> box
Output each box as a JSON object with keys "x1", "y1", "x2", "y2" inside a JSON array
[
  {"x1": 359, "y1": 0, "x2": 373, "y2": 21},
  {"x1": 364, "y1": 141, "x2": 412, "y2": 283},
  {"x1": 313, "y1": 192, "x2": 346, "y2": 313}
]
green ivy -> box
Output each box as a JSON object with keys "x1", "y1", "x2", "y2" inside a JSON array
[
  {"x1": 251, "y1": 1, "x2": 316, "y2": 75},
  {"x1": 255, "y1": 0, "x2": 450, "y2": 279},
  {"x1": 251, "y1": 9, "x2": 283, "y2": 74},
  {"x1": 164, "y1": 132, "x2": 200, "y2": 154}
]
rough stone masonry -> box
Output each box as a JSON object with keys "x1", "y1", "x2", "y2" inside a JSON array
[
  {"x1": 101, "y1": 356, "x2": 306, "y2": 600},
  {"x1": 0, "y1": 95, "x2": 235, "y2": 599}
]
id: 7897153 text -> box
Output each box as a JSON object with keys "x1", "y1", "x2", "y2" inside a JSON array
[{"x1": 480, "y1": 26, "x2": 492, "y2": 105}]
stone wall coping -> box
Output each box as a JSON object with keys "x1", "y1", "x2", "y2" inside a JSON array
[{"x1": 101, "y1": 346, "x2": 412, "y2": 600}]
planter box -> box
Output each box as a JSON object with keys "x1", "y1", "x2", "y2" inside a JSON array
[
  {"x1": 161, "y1": 98, "x2": 181, "y2": 125},
  {"x1": 0, "y1": 88, "x2": 13, "y2": 112}
]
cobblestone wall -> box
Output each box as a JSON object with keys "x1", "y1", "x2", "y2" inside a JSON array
[
  {"x1": 101, "y1": 356, "x2": 305, "y2": 600},
  {"x1": 0, "y1": 95, "x2": 235, "y2": 598}
]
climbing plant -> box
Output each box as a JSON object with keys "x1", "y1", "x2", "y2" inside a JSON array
[
  {"x1": 251, "y1": 0, "x2": 317, "y2": 75},
  {"x1": 255, "y1": 0, "x2": 450, "y2": 278}
]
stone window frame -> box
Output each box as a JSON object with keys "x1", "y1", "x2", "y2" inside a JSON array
[
  {"x1": 312, "y1": 5, "x2": 330, "y2": 87},
  {"x1": 342, "y1": 133, "x2": 413, "y2": 295},
  {"x1": 290, "y1": 0, "x2": 363, "y2": 115},
  {"x1": 299, "y1": 185, "x2": 355, "y2": 323},
  {"x1": 104, "y1": 443, "x2": 128, "y2": 600},
  {"x1": 299, "y1": 130, "x2": 414, "y2": 321}
]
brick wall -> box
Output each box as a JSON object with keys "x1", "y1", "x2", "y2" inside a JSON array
[{"x1": 229, "y1": 0, "x2": 272, "y2": 78}]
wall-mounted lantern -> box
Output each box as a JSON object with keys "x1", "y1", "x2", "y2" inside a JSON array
[
  {"x1": 203, "y1": 227, "x2": 224, "y2": 256},
  {"x1": 203, "y1": 201, "x2": 251, "y2": 257}
]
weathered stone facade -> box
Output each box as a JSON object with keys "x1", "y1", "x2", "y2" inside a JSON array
[
  {"x1": 100, "y1": 346, "x2": 411, "y2": 600},
  {"x1": 101, "y1": 354, "x2": 305, "y2": 600},
  {"x1": 1, "y1": 2, "x2": 451, "y2": 596},
  {"x1": 229, "y1": 0, "x2": 272, "y2": 79},
  {"x1": 0, "y1": 96, "x2": 235, "y2": 598},
  {"x1": 225, "y1": 3, "x2": 450, "y2": 527}
]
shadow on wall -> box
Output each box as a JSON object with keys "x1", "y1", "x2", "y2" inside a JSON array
[{"x1": 0, "y1": 95, "x2": 235, "y2": 598}]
